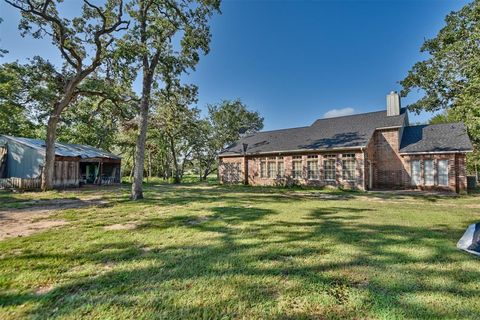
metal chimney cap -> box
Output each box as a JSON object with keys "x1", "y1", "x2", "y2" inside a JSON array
[{"x1": 390, "y1": 91, "x2": 398, "y2": 94}]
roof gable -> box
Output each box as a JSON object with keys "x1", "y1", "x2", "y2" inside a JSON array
[{"x1": 400, "y1": 123, "x2": 473, "y2": 154}]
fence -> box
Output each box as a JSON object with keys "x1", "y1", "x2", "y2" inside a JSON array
[{"x1": 0, "y1": 178, "x2": 41, "y2": 190}]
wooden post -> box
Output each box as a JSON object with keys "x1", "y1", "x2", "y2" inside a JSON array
[{"x1": 99, "y1": 161, "x2": 103, "y2": 185}]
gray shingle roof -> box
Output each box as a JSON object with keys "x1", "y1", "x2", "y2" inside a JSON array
[
  {"x1": 220, "y1": 108, "x2": 408, "y2": 156},
  {"x1": 1, "y1": 135, "x2": 121, "y2": 160},
  {"x1": 399, "y1": 123, "x2": 473, "y2": 154}
]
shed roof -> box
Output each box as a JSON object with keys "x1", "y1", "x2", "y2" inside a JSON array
[
  {"x1": 0, "y1": 135, "x2": 121, "y2": 160},
  {"x1": 399, "y1": 123, "x2": 473, "y2": 154},
  {"x1": 220, "y1": 108, "x2": 408, "y2": 156}
]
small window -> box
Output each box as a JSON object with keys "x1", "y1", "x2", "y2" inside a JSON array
[
  {"x1": 277, "y1": 160, "x2": 284, "y2": 177},
  {"x1": 324, "y1": 154, "x2": 336, "y2": 158},
  {"x1": 342, "y1": 153, "x2": 355, "y2": 158},
  {"x1": 342, "y1": 157, "x2": 356, "y2": 181},
  {"x1": 260, "y1": 161, "x2": 267, "y2": 178},
  {"x1": 307, "y1": 155, "x2": 318, "y2": 159},
  {"x1": 267, "y1": 161, "x2": 276, "y2": 179},
  {"x1": 307, "y1": 160, "x2": 318, "y2": 180},
  {"x1": 324, "y1": 158, "x2": 336, "y2": 181},
  {"x1": 292, "y1": 160, "x2": 302, "y2": 179},
  {"x1": 292, "y1": 155, "x2": 302, "y2": 159},
  {"x1": 438, "y1": 160, "x2": 449, "y2": 186},
  {"x1": 424, "y1": 160, "x2": 434, "y2": 186},
  {"x1": 411, "y1": 160, "x2": 421, "y2": 186}
]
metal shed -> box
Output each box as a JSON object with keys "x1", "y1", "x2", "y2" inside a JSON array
[{"x1": 0, "y1": 135, "x2": 121, "y2": 189}]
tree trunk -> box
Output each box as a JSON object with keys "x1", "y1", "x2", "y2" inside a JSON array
[
  {"x1": 41, "y1": 114, "x2": 60, "y2": 191},
  {"x1": 131, "y1": 74, "x2": 152, "y2": 199}
]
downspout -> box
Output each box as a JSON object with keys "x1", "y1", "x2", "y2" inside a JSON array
[
  {"x1": 242, "y1": 143, "x2": 249, "y2": 185},
  {"x1": 360, "y1": 147, "x2": 366, "y2": 191}
]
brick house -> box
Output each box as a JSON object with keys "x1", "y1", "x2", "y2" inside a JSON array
[{"x1": 218, "y1": 92, "x2": 473, "y2": 193}]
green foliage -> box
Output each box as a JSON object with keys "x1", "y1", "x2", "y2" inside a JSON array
[
  {"x1": 0, "y1": 59, "x2": 61, "y2": 137},
  {"x1": 401, "y1": 0, "x2": 480, "y2": 173},
  {"x1": 191, "y1": 99, "x2": 264, "y2": 179},
  {"x1": 208, "y1": 99, "x2": 264, "y2": 149}
]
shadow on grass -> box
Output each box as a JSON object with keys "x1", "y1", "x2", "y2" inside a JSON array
[{"x1": 1, "y1": 199, "x2": 479, "y2": 319}]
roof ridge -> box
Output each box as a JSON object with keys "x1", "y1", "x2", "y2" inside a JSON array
[
  {"x1": 252, "y1": 125, "x2": 311, "y2": 135},
  {"x1": 405, "y1": 122, "x2": 465, "y2": 129},
  {"x1": 312, "y1": 107, "x2": 407, "y2": 124}
]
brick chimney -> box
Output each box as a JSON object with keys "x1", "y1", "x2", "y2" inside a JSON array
[{"x1": 387, "y1": 91, "x2": 400, "y2": 116}]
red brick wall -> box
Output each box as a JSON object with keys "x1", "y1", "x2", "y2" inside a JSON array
[
  {"x1": 367, "y1": 127, "x2": 467, "y2": 193},
  {"x1": 370, "y1": 128, "x2": 409, "y2": 189},
  {"x1": 218, "y1": 130, "x2": 468, "y2": 193},
  {"x1": 220, "y1": 151, "x2": 365, "y2": 190}
]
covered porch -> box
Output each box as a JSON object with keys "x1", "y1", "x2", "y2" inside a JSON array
[{"x1": 79, "y1": 158, "x2": 121, "y2": 185}]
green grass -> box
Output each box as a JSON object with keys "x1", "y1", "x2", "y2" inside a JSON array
[{"x1": 1, "y1": 182, "x2": 480, "y2": 319}]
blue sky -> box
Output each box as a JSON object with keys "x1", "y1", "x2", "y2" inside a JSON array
[{"x1": 0, "y1": 0, "x2": 470, "y2": 131}]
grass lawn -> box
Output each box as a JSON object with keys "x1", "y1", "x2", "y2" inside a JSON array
[{"x1": 1, "y1": 182, "x2": 480, "y2": 319}]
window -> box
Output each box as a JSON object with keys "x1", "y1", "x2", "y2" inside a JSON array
[
  {"x1": 292, "y1": 155, "x2": 302, "y2": 159},
  {"x1": 307, "y1": 159, "x2": 318, "y2": 180},
  {"x1": 267, "y1": 161, "x2": 276, "y2": 179},
  {"x1": 411, "y1": 160, "x2": 421, "y2": 186},
  {"x1": 438, "y1": 160, "x2": 449, "y2": 186},
  {"x1": 424, "y1": 160, "x2": 434, "y2": 186},
  {"x1": 277, "y1": 160, "x2": 284, "y2": 177},
  {"x1": 260, "y1": 161, "x2": 267, "y2": 178},
  {"x1": 292, "y1": 160, "x2": 302, "y2": 179},
  {"x1": 324, "y1": 155, "x2": 336, "y2": 181},
  {"x1": 342, "y1": 154, "x2": 356, "y2": 181}
]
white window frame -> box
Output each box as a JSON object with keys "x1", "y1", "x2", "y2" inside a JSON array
[
  {"x1": 342, "y1": 154, "x2": 356, "y2": 181},
  {"x1": 260, "y1": 161, "x2": 267, "y2": 179},
  {"x1": 267, "y1": 160, "x2": 276, "y2": 179},
  {"x1": 307, "y1": 159, "x2": 319, "y2": 180},
  {"x1": 292, "y1": 160, "x2": 302, "y2": 179},
  {"x1": 277, "y1": 158, "x2": 285, "y2": 178},
  {"x1": 411, "y1": 160, "x2": 421, "y2": 186},
  {"x1": 424, "y1": 160, "x2": 434, "y2": 186},
  {"x1": 438, "y1": 159, "x2": 449, "y2": 186},
  {"x1": 323, "y1": 155, "x2": 336, "y2": 181}
]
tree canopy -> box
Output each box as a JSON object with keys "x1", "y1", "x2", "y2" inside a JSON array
[{"x1": 400, "y1": 0, "x2": 480, "y2": 173}]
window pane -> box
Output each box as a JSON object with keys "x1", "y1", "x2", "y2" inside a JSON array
[
  {"x1": 307, "y1": 160, "x2": 318, "y2": 180},
  {"x1": 324, "y1": 159, "x2": 336, "y2": 180},
  {"x1": 293, "y1": 161, "x2": 302, "y2": 179},
  {"x1": 411, "y1": 160, "x2": 421, "y2": 185},
  {"x1": 342, "y1": 159, "x2": 355, "y2": 181},
  {"x1": 267, "y1": 162, "x2": 276, "y2": 179},
  {"x1": 277, "y1": 161, "x2": 284, "y2": 177},
  {"x1": 424, "y1": 160, "x2": 434, "y2": 185},
  {"x1": 260, "y1": 162, "x2": 266, "y2": 178},
  {"x1": 438, "y1": 160, "x2": 448, "y2": 186}
]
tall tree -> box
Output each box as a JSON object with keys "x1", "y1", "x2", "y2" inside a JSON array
[
  {"x1": 122, "y1": 0, "x2": 220, "y2": 199},
  {"x1": 195, "y1": 99, "x2": 264, "y2": 180},
  {"x1": 5, "y1": 0, "x2": 129, "y2": 190},
  {"x1": 400, "y1": 0, "x2": 480, "y2": 173},
  {"x1": 151, "y1": 81, "x2": 201, "y2": 183}
]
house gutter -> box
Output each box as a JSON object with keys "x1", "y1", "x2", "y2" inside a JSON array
[
  {"x1": 219, "y1": 145, "x2": 365, "y2": 158},
  {"x1": 399, "y1": 150, "x2": 473, "y2": 156}
]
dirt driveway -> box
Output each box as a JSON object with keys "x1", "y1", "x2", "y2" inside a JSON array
[{"x1": 0, "y1": 197, "x2": 106, "y2": 240}]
